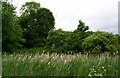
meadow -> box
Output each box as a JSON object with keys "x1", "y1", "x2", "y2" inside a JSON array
[
  {"x1": 2, "y1": 1, "x2": 120, "y2": 77},
  {"x1": 2, "y1": 52, "x2": 118, "y2": 76}
]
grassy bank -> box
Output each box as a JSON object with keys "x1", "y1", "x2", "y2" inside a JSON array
[{"x1": 3, "y1": 53, "x2": 118, "y2": 76}]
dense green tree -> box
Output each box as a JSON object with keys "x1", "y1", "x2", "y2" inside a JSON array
[
  {"x1": 2, "y1": 2, "x2": 25, "y2": 52},
  {"x1": 19, "y1": 1, "x2": 55, "y2": 48},
  {"x1": 20, "y1": 1, "x2": 40, "y2": 15},
  {"x1": 46, "y1": 29, "x2": 68, "y2": 53},
  {"x1": 64, "y1": 31, "x2": 81, "y2": 52},
  {"x1": 76, "y1": 20, "x2": 89, "y2": 32},
  {"x1": 46, "y1": 20, "x2": 90, "y2": 53},
  {"x1": 73, "y1": 20, "x2": 89, "y2": 52},
  {"x1": 82, "y1": 31, "x2": 118, "y2": 54}
]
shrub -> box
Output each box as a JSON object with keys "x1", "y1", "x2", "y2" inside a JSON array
[
  {"x1": 46, "y1": 29, "x2": 87, "y2": 53},
  {"x1": 82, "y1": 31, "x2": 118, "y2": 54},
  {"x1": 46, "y1": 20, "x2": 90, "y2": 53},
  {"x1": 46, "y1": 29, "x2": 67, "y2": 53},
  {"x1": 64, "y1": 31, "x2": 82, "y2": 53}
]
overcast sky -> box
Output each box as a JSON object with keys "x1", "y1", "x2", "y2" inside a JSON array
[{"x1": 12, "y1": 0, "x2": 119, "y2": 34}]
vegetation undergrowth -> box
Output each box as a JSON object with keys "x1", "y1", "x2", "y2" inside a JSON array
[{"x1": 3, "y1": 52, "x2": 118, "y2": 76}]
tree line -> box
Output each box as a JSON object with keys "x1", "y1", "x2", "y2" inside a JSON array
[{"x1": 2, "y1": 1, "x2": 120, "y2": 54}]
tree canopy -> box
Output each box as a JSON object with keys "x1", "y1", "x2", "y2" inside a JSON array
[
  {"x1": 2, "y1": 1, "x2": 119, "y2": 54},
  {"x1": 19, "y1": 1, "x2": 55, "y2": 48},
  {"x1": 46, "y1": 20, "x2": 90, "y2": 53},
  {"x1": 2, "y1": 2, "x2": 25, "y2": 52}
]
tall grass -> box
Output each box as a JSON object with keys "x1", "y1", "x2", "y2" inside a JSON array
[{"x1": 3, "y1": 52, "x2": 118, "y2": 76}]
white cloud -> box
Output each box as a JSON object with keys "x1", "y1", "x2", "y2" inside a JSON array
[{"x1": 12, "y1": 0, "x2": 119, "y2": 34}]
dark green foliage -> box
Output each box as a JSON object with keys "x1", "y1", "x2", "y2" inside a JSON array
[
  {"x1": 20, "y1": 1, "x2": 40, "y2": 15},
  {"x1": 115, "y1": 34, "x2": 120, "y2": 44},
  {"x1": 82, "y1": 31, "x2": 118, "y2": 54},
  {"x1": 46, "y1": 29, "x2": 82, "y2": 53},
  {"x1": 65, "y1": 32, "x2": 81, "y2": 52},
  {"x1": 76, "y1": 20, "x2": 89, "y2": 32},
  {"x1": 19, "y1": 1, "x2": 55, "y2": 48},
  {"x1": 46, "y1": 29, "x2": 67, "y2": 53},
  {"x1": 2, "y1": 1, "x2": 119, "y2": 54},
  {"x1": 2, "y1": 2, "x2": 25, "y2": 52},
  {"x1": 65, "y1": 31, "x2": 93, "y2": 53},
  {"x1": 114, "y1": 34, "x2": 120, "y2": 54},
  {"x1": 64, "y1": 31, "x2": 83, "y2": 53},
  {"x1": 85, "y1": 31, "x2": 94, "y2": 37},
  {"x1": 72, "y1": 20, "x2": 89, "y2": 52},
  {"x1": 46, "y1": 20, "x2": 90, "y2": 53}
]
